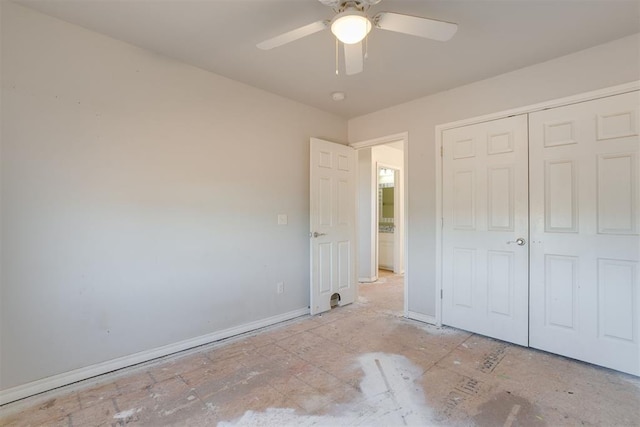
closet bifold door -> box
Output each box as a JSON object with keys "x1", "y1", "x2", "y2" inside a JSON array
[
  {"x1": 442, "y1": 115, "x2": 529, "y2": 346},
  {"x1": 529, "y1": 91, "x2": 640, "y2": 376}
]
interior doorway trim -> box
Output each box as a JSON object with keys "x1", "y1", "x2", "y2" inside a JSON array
[
  {"x1": 434, "y1": 81, "x2": 640, "y2": 326},
  {"x1": 350, "y1": 132, "x2": 409, "y2": 317}
]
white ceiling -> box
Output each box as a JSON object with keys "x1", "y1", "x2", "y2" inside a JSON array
[{"x1": 16, "y1": 0, "x2": 640, "y2": 118}]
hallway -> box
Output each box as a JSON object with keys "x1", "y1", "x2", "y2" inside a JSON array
[
  {"x1": 357, "y1": 269, "x2": 404, "y2": 316},
  {"x1": 1, "y1": 272, "x2": 639, "y2": 426}
]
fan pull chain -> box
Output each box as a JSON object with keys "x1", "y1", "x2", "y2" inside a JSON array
[
  {"x1": 335, "y1": 38, "x2": 339, "y2": 75},
  {"x1": 365, "y1": 34, "x2": 369, "y2": 60}
]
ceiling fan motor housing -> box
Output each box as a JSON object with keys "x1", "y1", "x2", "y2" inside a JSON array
[{"x1": 319, "y1": 0, "x2": 382, "y2": 12}]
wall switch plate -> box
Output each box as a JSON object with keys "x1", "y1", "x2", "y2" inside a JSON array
[
  {"x1": 277, "y1": 282, "x2": 284, "y2": 294},
  {"x1": 277, "y1": 214, "x2": 288, "y2": 225}
]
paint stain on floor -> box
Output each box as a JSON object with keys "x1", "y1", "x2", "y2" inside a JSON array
[{"x1": 219, "y1": 353, "x2": 433, "y2": 426}]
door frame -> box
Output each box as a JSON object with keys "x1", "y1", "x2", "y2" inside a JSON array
[
  {"x1": 350, "y1": 132, "x2": 409, "y2": 317},
  {"x1": 434, "y1": 81, "x2": 640, "y2": 326}
]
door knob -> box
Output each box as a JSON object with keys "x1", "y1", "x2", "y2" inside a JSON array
[
  {"x1": 507, "y1": 238, "x2": 526, "y2": 246},
  {"x1": 311, "y1": 231, "x2": 327, "y2": 238}
]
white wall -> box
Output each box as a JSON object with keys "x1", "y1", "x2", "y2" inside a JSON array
[
  {"x1": 0, "y1": 1, "x2": 347, "y2": 397},
  {"x1": 349, "y1": 33, "x2": 640, "y2": 318},
  {"x1": 357, "y1": 148, "x2": 374, "y2": 281},
  {"x1": 357, "y1": 145, "x2": 404, "y2": 281}
]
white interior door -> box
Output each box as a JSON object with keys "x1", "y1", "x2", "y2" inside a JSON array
[
  {"x1": 442, "y1": 115, "x2": 529, "y2": 346},
  {"x1": 529, "y1": 91, "x2": 640, "y2": 375},
  {"x1": 310, "y1": 138, "x2": 357, "y2": 315}
]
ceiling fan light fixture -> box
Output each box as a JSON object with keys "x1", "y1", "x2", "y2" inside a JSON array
[{"x1": 331, "y1": 10, "x2": 372, "y2": 44}]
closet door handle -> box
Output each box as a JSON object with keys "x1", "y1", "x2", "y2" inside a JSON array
[{"x1": 507, "y1": 238, "x2": 526, "y2": 246}]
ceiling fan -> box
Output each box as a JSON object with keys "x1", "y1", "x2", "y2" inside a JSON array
[{"x1": 257, "y1": 0, "x2": 458, "y2": 76}]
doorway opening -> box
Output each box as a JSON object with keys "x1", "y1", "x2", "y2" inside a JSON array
[
  {"x1": 350, "y1": 133, "x2": 408, "y2": 317},
  {"x1": 377, "y1": 165, "x2": 401, "y2": 273}
]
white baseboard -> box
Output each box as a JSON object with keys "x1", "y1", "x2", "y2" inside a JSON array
[
  {"x1": 406, "y1": 311, "x2": 437, "y2": 326},
  {"x1": 358, "y1": 276, "x2": 378, "y2": 283},
  {"x1": 0, "y1": 307, "x2": 309, "y2": 406}
]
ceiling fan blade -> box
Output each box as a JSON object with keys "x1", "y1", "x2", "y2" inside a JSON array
[
  {"x1": 344, "y1": 41, "x2": 363, "y2": 76},
  {"x1": 374, "y1": 12, "x2": 458, "y2": 42},
  {"x1": 257, "y1": 20, "x2": 329, "y2": 50}
]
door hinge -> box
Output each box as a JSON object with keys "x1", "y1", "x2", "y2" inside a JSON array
[
  {"x1": 440, "y1": 146, "x2": 443, "y2": 157},
  {"x1": 440, "y1": 289, "x2": 443, "y2": 299}
]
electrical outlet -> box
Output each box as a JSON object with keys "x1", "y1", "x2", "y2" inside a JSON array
[
  {"x1": 277, "y1": 214, "x2": 288, "y2": 225},
  {"x1": 277, "y1": 282, "x2": 284, "y2": 294}
]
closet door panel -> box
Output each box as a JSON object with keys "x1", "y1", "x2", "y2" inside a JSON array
[
  {"x1": 529, "y1": 91, "x2": 640, "y2": 375},
  {"x1": 442, "y1": 115, "x2": 529, "y2": 346}
]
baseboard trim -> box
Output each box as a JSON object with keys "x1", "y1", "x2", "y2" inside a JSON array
[
  {"x1": 0, "y1": 307, "x2": 309, "y2": 406},
  {"x1": 358, "y1": 276, "x2": 378, "y2": 283},
  {"x1": 406, "y1": 311, "x2": 437, "y2": 326}
]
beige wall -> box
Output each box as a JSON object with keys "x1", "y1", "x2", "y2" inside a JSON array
[
  {"x1": 0, "y1": 1, "x2": 347, "y2": 396},
  {"x1": 349, "y1": 33, "x2": 640, "y2": 317}
]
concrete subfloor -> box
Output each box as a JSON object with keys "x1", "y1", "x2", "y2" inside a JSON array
[{"x1": 1, "y1": 270, "x2": 639, "y2": 426}]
